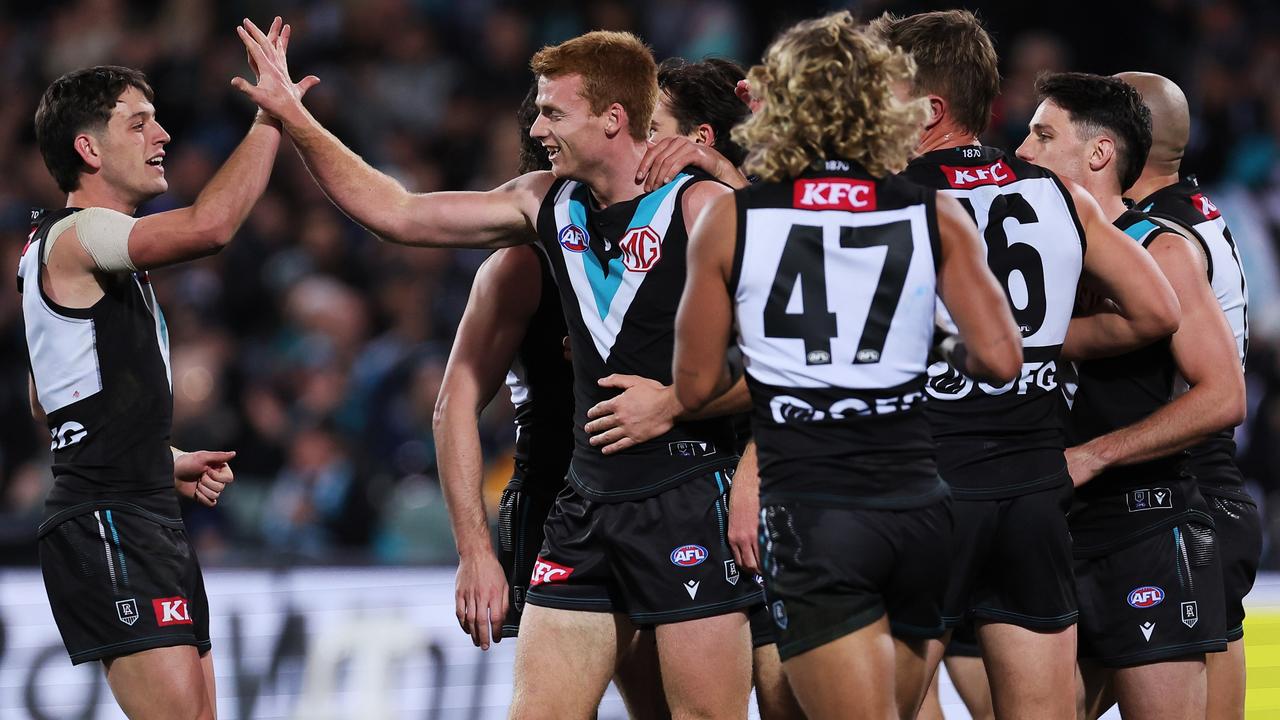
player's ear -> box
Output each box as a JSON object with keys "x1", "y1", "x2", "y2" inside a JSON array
[
  {"x1": 604, "y1": 102, "x2": 626, "y2": 139},
  {"x1": 694, "y1": 123, "x2": 714, "y2": 147},
  {"x1": 1090, "y1": 135, "x2": 1114, "y2": 175},
  {"x1": 74, "y1": 132, "x2": 104, "y2": 171},
  {"x1": 925, "y1": 94, "x2": 947, "y2": 131}
]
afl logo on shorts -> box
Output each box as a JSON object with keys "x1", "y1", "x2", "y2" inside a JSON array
[
  {"x1": 670, "y1": 544, "x2": 708, "y2": 567},
  {"x1": 559, "y1": 224, "x2": 589, "y2": 253},
  {"x1": 1127, "y1": 586, "x2": 1165, "y2": 608}
]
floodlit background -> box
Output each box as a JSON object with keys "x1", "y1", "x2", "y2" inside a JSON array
[{"x1": 1, "y1": 0, "x2": 1279, "y2": 717}]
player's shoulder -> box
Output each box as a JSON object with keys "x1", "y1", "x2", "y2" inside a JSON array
[
  {"x1": 1134, "y1": 178, "x2": 1222, "y2": 229},
  {"x1": 904, "y1": 145, "x2": 1054, "y2": 189}
]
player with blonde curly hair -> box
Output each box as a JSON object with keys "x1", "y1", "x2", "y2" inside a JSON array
[{"x1": 673, "y1": 11, "x2": 1023, "y2": 719}]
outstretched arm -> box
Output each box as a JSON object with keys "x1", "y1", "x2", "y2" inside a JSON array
[
  {"x1": 1060, "y1": 180, "x2": 1180, "y2": 361},
  {"x1": 232, "y1": 18, "x2": 542, "y2": 249},
  {"x1": 433, "y1": 247, "x2": 544, "y2": 649}
]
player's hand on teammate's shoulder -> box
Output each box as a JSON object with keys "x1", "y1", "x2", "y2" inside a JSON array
[
  {"x1": 173, "y1": 450, "x2": 236, "y2": 507},
  {"x1": 734, "y1": 79, "x2": 762, "y2": 114},
  {"x1": 584, "y1": 374, "x2": 679, "y2": 454},
  {"x1": 636, "y1": 137, "x2": 745, "y2": 192},
  {"x1": 455, "y1": 552, "x2": 508, "y2": 650},
  {"x1": 231, "y1": 16, "x2": 320, "y2": 127}
]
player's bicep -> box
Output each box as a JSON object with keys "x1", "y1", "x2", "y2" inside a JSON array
[
  {"x1": 674, "y1": 192, "x2": 736, "y2": 411},
  {"x1": 1080, "y1": 222, "x2": 1180, "y2": 330},
  {"x1": 439, "y1": 248, "x2": 543, "y2": 415}
]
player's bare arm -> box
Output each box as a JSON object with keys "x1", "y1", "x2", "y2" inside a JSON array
[
  {"x1": 172, "y1": 447, "x2": 236, "y2": 508},
  {"x1": 233, "y1": 18, "x2": 545, "y2": 249},
  {"x1": 1061, "y1": 179, "x2": 1181, "y2": 360},
  {"x1": 673, "y1": 191, "x2": 738, "y2": 414},
  {"x1": 726, "y1": 440, "x2": 761, "y2": 575},
  {"x1": 1067, "y1": 232, "x2": 1246, "y2": 486},
  {"x1": 434, "y1": 247, "x2": 543, "y2": 649},
  {"x1": 934, "y1": 193, "x2": 1023, "y2": 383}
]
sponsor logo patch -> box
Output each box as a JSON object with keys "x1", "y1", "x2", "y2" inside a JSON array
[
  {"x1": 1182, "y1": 601, "x2": 1199, "y2": 628},
  {"x1": 619, "y1": 226, "x2": 662, "y2": 272},
  {"x1": 50, "y1": 421, "x2": 88, "y2": 451},
  {"x1": 724, "y1": 560, "x2": 740, "y2": 586},
  {"x1": 772, "y1": 600, "x2": 788, "y2": 630},
  {"x1": 793, "y1": 177, "x2": 876, "y2": 211},
  {"x1": 1191, "y1": 193, "x2": 1221, "y2": 220},
  {"x1": 668, "y1": 441, "x2": 717, "y2": 458},
  {"x1": 684, "y1": 580, "x2": 700, "y2": 599},
  {"x1": 1128, "y1": 586, "x2": 1165, "y2": 609},
  {"x1": 558, "y1": 224, "x2": 589, "y2": 253},
  {"x1": 670, "y1": 544, "x2": 708, "y2": 567},
  {"x1": 153, "y1": 597, "x2": 192, "y2": 626},
  {"x1": 940, "y1": 160, "x2": 1018, "y2": 189},
  {"x1": 1126, "y1": 487, "x2": 1174, "y2": 513},
  {"x1": 530, "y1": 559, "x2": 575, "y2": 586},
  {"x1": 116, "y1": 599, "x2": 139, "y2": 626},
  {"x1": 1140, "y1": 621, "x2": 1155, "y2": 641}
]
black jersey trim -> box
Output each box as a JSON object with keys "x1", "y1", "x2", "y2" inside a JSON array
[
  {"x1": 924, "y1": 187, "x2": 942, "y2": 272},
  {"x1": 967, "y1": 607, "x2": 1078, "y2": 630},
  {"x1": 32, "y1": 209, "x2": 109, "y2": 321},
  {"x1": 775, "y1": 603, "x2": 888, "y2": 661},
  {"x1": 38, "y1": 500, "x2": 185, "y2": 538},
  {"x1": 1085, "y1": 639, "x2": 1227, "y2": 668},
  {"x1": 728, "y1": 190, "x2": 748, "y2": 296},
  {"x1": 1046, "y1": 173, "x2": 1087, "y2": 257},
  {"x1": 1070, "y1": 509, "x2": 1215, "y2": 558},
  {"x1": 567, "y1": 457, "x2": 735, "y2": 502},
  {"x1": 1145, "y1": 211, "x2": 1215, "y2": 281},
  {"x1": 627, "y1": 592, "x2": 764, "y2": 624},
  {"x1": 69, "y1": 635, "x2": 211, "y2": 665}
]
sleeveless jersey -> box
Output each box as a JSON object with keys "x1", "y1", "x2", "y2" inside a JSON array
[
  {"x1": 732, "y1": 160, "x2": 945, "y2": 509},
  {"x1": 903, "y1": 146, "x2": 1084, "y2": 499},
  {"x1": 1067, "y1": 210, "x2": 1213, "y2": 551},
  {"x1": 504, "y1": 247, "x2": 574, "y2": 493},
  {"x1": 535, "y1": 171, "x2": 735, "y2": 502},
  {"x1": 18, "y1": 208, "x2": 178, "y2": 523},
  {"x1": 1134, "y1": 178, "x2": 1251, "y2": 502}
]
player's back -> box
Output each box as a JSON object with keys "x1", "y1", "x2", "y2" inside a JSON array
[
  {"x1": 903, "y1": 146, "x2": 1084, "y2": 498},
  {"x1": 18, "y1": 208, "x2": 178, "y2": 523},
  {"x1": 1134, "y1": 178, "x2": 1250, "y2": 501},
  {"x1": 733, "y1": 159, "x2": 943, "y2": 509}
]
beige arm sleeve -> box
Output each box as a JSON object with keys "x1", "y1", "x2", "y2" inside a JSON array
[{"x1": 41, "y1": 207, "x2": 138, "y2": 271}]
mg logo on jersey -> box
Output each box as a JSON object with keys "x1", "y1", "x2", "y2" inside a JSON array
[
  {"x1": 116, "y1": 599, "x2": 139, "y2": 626},
  {"x1": 1191, "y1": 193, "x2": 1221, "y2": 220},
  {"x1": 558, "y1": 224, "x2": 589, "y2": 253},
  {"x1": 153, "y1": 597, "x2": 192, "y2": 626},
  {"x1": 1128, "y1": 586, "x2": 1165, "y2": 609},
  {"x1": 50, "y1": 421, "x2": 87, "y2": 451},
  {"x1": 619, "y1": 226, "x2": 662, "y2": 272},
  {"x1": 670, "y1": 544, "x2": 708, "y2": 567},
  {"x1": 793, "y1": 178, "x2": 877, "y2": 211},
  {"x1": 530, "y1": 559, "x2": 575, "y2": 586},
  {"x1": 940, "y1": 160, "x2": 1018, "y2": 189}
]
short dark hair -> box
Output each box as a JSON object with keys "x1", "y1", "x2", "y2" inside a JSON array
[
  {"x1": 868, "y1": 10, "x2": 1000, "y2": 137},
  {"x1": 35, "y1": 65, "x2": 154, "y2": 193},
  {"x1": 1035, "y1": 71, "x2": 1153, "y2": 192},
  {"x1": 516, "y1": 80, "x2": 550, "y2": 174},
  {"x1": 656, "y1": 57, "x2": 749, "y2": 167}
]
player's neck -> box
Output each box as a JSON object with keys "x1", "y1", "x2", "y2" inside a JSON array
[
  {"x1": 1089, "y1": 182, "x2": 1130, "y2": 223},
  {"x1": 67, "y1": 179, "x2": 139, "y2": 216},
  {"x1": 582, "y1": 140, "x2": 648, "y2": 209},
  {"x1": 915, "y1": 119, "x2": 980, "y2": 155},
  {"x1": 1125, "y1": 168, "x2": 1181, "y2": 205}
]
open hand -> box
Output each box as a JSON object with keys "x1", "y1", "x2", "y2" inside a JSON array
[{"x1": 231, "y1": 16, "x2": 320, "y2": 126}]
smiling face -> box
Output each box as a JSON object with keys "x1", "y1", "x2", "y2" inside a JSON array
[
  {"x1": 529, "y1": 73, "x2": 613, "y2": 179},
  {"x1": 89, "y1": 85, "x2": 171, "y2": 203},
  {"x1": 1015, "y1": 99, "x2": 1090, "y2": 185}
]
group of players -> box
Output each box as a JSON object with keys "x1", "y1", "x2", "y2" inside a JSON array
[{"x1": 18, "y1": 6, "x2": 1258, "y2": 720}]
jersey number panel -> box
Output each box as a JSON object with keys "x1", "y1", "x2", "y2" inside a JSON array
[
  {"x1": 762, "y1": 220, "x2": 913, "y2": 366},
  {"x1": 957, "y1": 193, "x2": 1046, "y2": 336}
]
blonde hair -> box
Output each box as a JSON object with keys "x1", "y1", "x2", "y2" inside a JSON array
[
  {"x1": 734, "y1": 12, "x2": 928, "y2": 181},
  {"x1": 530, "y1": 31, "x2": 657, "y2": 141}
]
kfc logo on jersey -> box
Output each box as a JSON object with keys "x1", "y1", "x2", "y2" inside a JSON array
[
  {"x1": 793, "y1": 178, "x2": 877, "y2": 211},
  {"x1": 940, "y1": 160, "x2": 1018, "y2": 189},
  {"x1": 670, "y1": 544, "x2": 708, "y2": 567},
  {"x1": 619, "y1": 226, "x2": 662, "y2": 272},
  {"x1": 530, "y1": 559, "x2": 575, "y2": 586},
  {"x1": 1191, "y1": 193, "x2": 1221, "y2": 220},
  {"x1": 153, "y1": 597, "x2": 193, "y2": 626},
  {"x1": 1127, "y1": 586, "x2": 1165, "y2": 609},
  {"x1": 558, "y1": 224, "x2": 589, "y2": 253}
]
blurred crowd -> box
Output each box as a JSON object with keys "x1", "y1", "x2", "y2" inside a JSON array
[{"x1": 2, "y1": 0, "x2": 1280, "y2": 566}]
